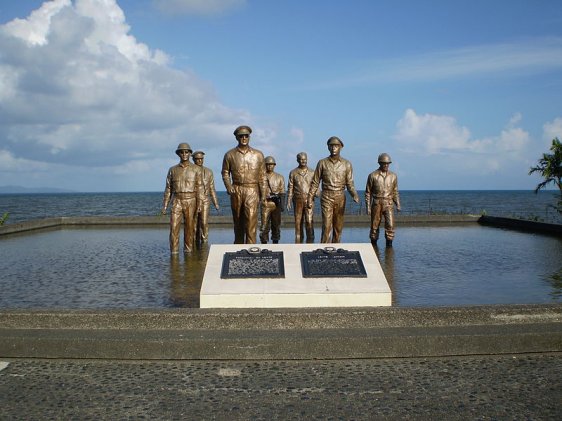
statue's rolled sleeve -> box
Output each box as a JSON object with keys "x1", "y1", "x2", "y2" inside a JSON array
[
  {"x1": 221, "y1": 154, "x2": 234, "y2": 193},
  {"x1": 162, "y1": 169, "x2": 173, "y2": 211}
]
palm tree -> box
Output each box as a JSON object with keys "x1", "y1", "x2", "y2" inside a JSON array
[{"x1": 529, "y1": 137, "x2": 562, "y2": 213}]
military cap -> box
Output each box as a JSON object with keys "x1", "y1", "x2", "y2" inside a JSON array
[
  {"x1": 192, "y1": 151, "x2": 205, "y2": 159},
  {"x1": 264, "y1": 156, "x2": 276, "y2": 165},
  {"x1": 175, "y1": 143, "x2": 193, "y2": 155},
  {"x1": 327, "y1": 136, "x2": 344, "y2": 147},
  {"x1": 233, "y1": 125, "x2": 252, "y2": 136}
]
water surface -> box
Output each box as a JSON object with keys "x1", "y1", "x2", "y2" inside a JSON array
[{"x1": 1, "y1": 225, "x2": 560, "y2": 308}]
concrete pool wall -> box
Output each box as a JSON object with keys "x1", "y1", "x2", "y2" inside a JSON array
[{"x1": 1, "y1": 214, "x2": 560, "y2": 359}]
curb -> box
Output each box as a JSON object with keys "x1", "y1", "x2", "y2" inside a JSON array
[{"x1": 1, "y1": 305, "x2": 560, "y2": 360}]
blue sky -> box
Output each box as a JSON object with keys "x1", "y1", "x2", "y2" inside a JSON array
[{"x1": 1, "y1": 0, "x2": 561, "y2": 192}]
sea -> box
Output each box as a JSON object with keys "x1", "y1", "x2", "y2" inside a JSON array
[{"x1": 1, "y1": 190, "x2": 561, "y2": 225}]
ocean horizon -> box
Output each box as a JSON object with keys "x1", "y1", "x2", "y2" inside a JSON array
[{"x1": 1, "y1": 190, "x2": 560, "y2": 225}]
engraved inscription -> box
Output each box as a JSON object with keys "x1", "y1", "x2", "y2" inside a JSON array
[
  {"x1": 221, "y1": 249, "x2": 285, "y2": 279},
  {"x1": 301, "y1": 249, "x2": 367, "y2": 278},
  {"x1": 227, "y1": 255, "x2": 280, "y2": 276}
]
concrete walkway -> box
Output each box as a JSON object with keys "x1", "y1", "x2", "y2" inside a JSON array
[
  {"x1": 1, "y1": 305, "x2": 559, "y2": 418},
  {"x1": 1, "y1": 353, "x2": 560, "y2": 419}
]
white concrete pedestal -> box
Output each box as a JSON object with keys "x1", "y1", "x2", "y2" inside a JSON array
[{"x1": 200, "y1": 243, "x2": 391, "y2": 308}]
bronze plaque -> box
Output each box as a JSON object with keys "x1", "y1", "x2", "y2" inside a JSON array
[
  {"x1": 301, "y1": 248, "x2": 367, "y2": 278},
  {"x1": 221, "y1": 247, "x2": 285, "y2": 279}
]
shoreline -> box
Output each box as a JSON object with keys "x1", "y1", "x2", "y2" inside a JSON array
[{"x1": 2, "y1": 214, "x2": 561, "y2": 237}]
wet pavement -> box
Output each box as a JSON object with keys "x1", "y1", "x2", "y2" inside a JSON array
[{"x1": 1, "y1": 353, "x2": 560, "y2": 420}]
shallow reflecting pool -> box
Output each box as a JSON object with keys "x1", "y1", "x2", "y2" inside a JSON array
[{"x1": 1, "y1": 225, "x2": 560, "y2": 308}]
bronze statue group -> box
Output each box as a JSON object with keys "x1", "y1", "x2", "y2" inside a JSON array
[{"x1": 162, "y1": 125, "x2": 400, "y2": 254}]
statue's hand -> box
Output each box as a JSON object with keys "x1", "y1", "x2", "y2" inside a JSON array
[
  {"x1": 286, "y1": 201, "x2": 292, "y2": 211},
  {"x1": 160, "y1": 208, "x2": 167, "y2": 215},
  {"x1": 366, "y1": 207, "x2": 371, "y2": 216},
  {"x1": 353, "y1": 195, "x2": 360, "y2": 204},
  {"x1": 227, "y1": 187, "x2": 235, "y2": 195},
  {"x1": 397, "y1": 206, "x2": 401, "y2": 213}
]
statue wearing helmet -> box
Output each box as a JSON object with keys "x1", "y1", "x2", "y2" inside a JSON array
[
  {"x1": 365, "y1": 152, "x2": 401, "y2": 246},
  {"x1": 307, "y1": 136, "x2": 360, "y2": 243},
  {"x1": 192, "y1": 151, "x2": 220, "y2": 243},
  {"x1": 161, "y1": 142, "x2": 204, "y2": 253},
  {"x1": 260, "y1": 156, "x2": 285, "y2": 244}
]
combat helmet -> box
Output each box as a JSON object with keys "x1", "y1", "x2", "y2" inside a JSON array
[
  {"x1": 327, "y1": 136, "x2": 344, "y2": 147},
  {"x1": 192, "y1": 151, "x2": 205, "y2": 159},
  {"x1": 377, "y1": 153, "x2": 392, "y2": 163},
  {"x1": 176, "y1": 143, "x2": 193, "y2": 155},
  {"x1": 264, "y1": 156, "x2": 277, "y2": 165}
]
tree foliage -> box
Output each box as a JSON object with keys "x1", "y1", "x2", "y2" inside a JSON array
[{"x1": 529, "y1": 137, "x2": 562, "y2": 214}]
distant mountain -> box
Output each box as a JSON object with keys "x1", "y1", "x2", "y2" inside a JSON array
[{"x1": 0, "y1": 185, "x2": 76, "y2": 194}]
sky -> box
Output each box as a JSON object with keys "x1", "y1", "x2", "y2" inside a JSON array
[{"x1": 1, "y1": 0, "x2": 562, "y2": 192}]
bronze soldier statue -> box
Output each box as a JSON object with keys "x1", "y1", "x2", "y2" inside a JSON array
[
  {"x1": 260, "y1": 156, "x2": 285, "y2": 244},
  {"x1": 307, "y1": 136, "x2": 360, "y2": 243},
  {"x1": 287, "y1": 152, "x2": 316, "y2": 243},
  {"x1": 161, "y1": 143, "x2": 204, "y2": 254},
  {"x1": 365, "y1": 153, "x2": 401, "y2": 247},
  {"x1": 192, "y1": 151, "x2": 220, "y2": 243},
  {"x1": 221, "y1": 125, "x2": 267, "y2": 244}
]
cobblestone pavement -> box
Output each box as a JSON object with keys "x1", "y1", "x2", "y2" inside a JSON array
[{"x1": 1, "y1": 353, "x2": 560, "y2": 420}]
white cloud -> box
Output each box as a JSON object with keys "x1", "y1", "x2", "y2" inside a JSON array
[
  {"x1": 0, "y1": 0, "x2": 254, "y2": 189},
  {"x1": 394, "y1": 109, "x2": 474, "y2": 154},
  {"x1": 1, "y1": 0, "x2": 71, "y2": 46},
  {"x1": 543, "y1": 117, "x2": 562, "y2": 143},
  {"x1": 309, "y1": 38, "x2": 562, "y2": 89},
  {"x1": 394, "y1": 109, "x2": 530, "y2": 174},
  {"x1": 152, "y1": 0, "x2": 247, "y2": 16}
]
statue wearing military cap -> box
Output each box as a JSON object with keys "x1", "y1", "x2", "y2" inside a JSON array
[
  {"x1": 162, "y1": 142, "x2": 204, "y2": 253},
  {"x1": 192, "y1": 150, "x2": 220, "y2": 243},
  {"x1": 233, "y1": 125, "x2": 252, "y2": 136},
  {"x1": 260, "y1": 156, "x2": 285, "y2": 244},
  {"x1": 307, "y1": 136, "x2": 360, "y2": 243},
  {"x1": 222, "y1": 125, "x2": 267, "y2": 244},
  {"x1": 365, "y1": 152, "x2": 401, "y2": 247}
]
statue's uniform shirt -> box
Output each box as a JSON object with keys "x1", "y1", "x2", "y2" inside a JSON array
[
  {"x1": 308, "y1": 156, "x2": 358, "y2": 243},
  {"x1": 200, "y1": 166, "x2": 219, "y2": 207},
  {"x1": 162, "y1": 162, "x2": 204, "y2": 253},
  {"x1": 288, "y1": 167, "x2": 314, "y2": 197},
  {"x1": 221, "y1": 146, "x2": 266, "y2": 244},
  {"x1": 365, "y1": 169, "x2": 400, "y2": 241},
  {"x1": 309, "y1": 156, "x2": 356, "y2": 193},
  {"x1": 195, "y1": 165, "x2": 219, "y2": 242},
  {"x1": 163, "y1": 163, "x2": 204, "y2": 204},
  {"x1": 260, "y1": 171, "x2": 285, "y2": 243},
  {"x1": 221, "y1": 146, "x2": 267, "y2": 189},
  {"x1": 287, "y1": 166, "x2": 315, "y2": 243}
]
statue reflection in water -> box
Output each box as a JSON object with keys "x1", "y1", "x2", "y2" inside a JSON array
[
  {"x1": 168, "y1": 250, "x2": 209, "y2": 308},
  {"x1": 372, "y1": 244, "x2": 396, "y2": 306}
]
